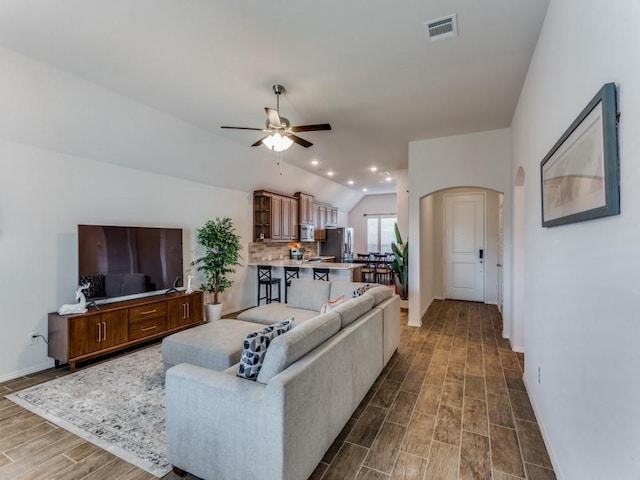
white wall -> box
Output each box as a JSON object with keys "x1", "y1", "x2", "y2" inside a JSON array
[
  {"x1": 419, "y1": 194, "x2": 436, "y2": 316},
  {"x1": 0, "y1": 139, "x2": 256, "y2": 381},
  {"x1": 408, "y1": 128, "x2": 512, "y2": 327},
  {"x1": 348, "y1": 194, "x2": 397, "y2": 255},
  {"x1": 395, "y1": 169, "x2": 409, "y2": 240},
  {"x1": 511, "y1": 1, "x2": 640, "y2": 478}
]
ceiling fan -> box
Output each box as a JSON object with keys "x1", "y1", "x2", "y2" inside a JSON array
[{"x1": 221, "y1": 84, "x2": 331, "y2": 152}]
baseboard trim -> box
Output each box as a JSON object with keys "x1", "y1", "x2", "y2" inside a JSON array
[
  {"x1": 0, "y1": 360, "x2": 56, "y2": 384},
  {"x1": 523, "y1": 374, "x2": 564, "y2": 480},
  {"x1": 511, "y1": 345, "x2": 525, "y2": 353}
]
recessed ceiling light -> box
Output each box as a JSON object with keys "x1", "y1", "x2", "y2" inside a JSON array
[
  {"x1": 362, "y1": 188, "x2": 368, "y2": 192},
  {"x1": 327, "y1": 171, "x2": 334, "y2": 176},
  {"x1": 311, "y1": 160, "x2": 319, "y2": 165},
  {"x1": 370, "y1": 167, "x2": 378, "y2": 172},
  {"x1": 385, "y1": 177, "x2": 392, "y2": 182},
  {"x1": 348, "y1": 180, "x2": 354, "y2": 185}
]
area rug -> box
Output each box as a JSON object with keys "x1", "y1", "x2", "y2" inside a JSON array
[{"x1": 6, "y1": 345, "x2": 170, "y2": 477}]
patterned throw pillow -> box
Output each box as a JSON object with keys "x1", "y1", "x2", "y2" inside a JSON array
[
  {"x1": 237, "y1": 319, "x2": 293, "y2": 380},
  {"x1": 352, "y1": 284, "x2": 372, "y2": 298},
  {"x1": 320, "y1": 295, "x2": 345, "y2": 314}
]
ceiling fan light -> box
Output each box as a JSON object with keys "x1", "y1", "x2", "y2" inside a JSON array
[{"x1": 262, "y1": 132, "x2": 293, "y2": 152}]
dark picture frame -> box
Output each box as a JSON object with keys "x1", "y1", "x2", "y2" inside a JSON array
[{"x1": 540, "y1": 83, "x2": 620, "y2": 227}]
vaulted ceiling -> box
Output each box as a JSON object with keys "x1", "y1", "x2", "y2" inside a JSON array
[{"x1": 0, "y1": 0, "x2": 549, "y2": 195}]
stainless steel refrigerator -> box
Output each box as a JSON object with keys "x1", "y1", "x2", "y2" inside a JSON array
[{"x1": 320, "y1": 227, "x2": 354, "y2": 263}]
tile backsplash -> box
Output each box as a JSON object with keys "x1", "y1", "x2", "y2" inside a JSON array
[{"x1": 248, "y1": 241, "x2": 318, "y2": 262}]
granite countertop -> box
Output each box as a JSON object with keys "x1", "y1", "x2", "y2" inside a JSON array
[{"x1": 247, "y1": 260, "x2": 361, "y2": 270}]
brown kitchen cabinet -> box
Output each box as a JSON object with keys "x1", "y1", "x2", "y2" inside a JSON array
[
  {"x1": 295, "y1": 192, "x2": 314, "y2": 225},
  {"x1": 253, "y1": 190, "x2": 298, "y2": 242},
  {"x1": 48, "y1": 291, "x2": 204, "y2": 372}
]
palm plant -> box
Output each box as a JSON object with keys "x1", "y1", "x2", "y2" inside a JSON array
[
  {"x1": 191, "y1": 217, "x2": 243, "y2": 305},
  {"x1": 391, "y1": 223, "x2": 408, "y2": 300}
]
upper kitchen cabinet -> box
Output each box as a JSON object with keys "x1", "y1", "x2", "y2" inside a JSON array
[
  {"x1": 295, "y1": 192, "x2": 314, "y2": 225},
  {"x1": 253, "y1": 190, "x2": 298, "y2": 242}
]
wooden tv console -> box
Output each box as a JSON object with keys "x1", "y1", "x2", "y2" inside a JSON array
[{"x1": 48, "y1": 291, "x2": 204, "y2": 372}]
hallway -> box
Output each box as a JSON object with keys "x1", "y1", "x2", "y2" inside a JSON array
[{"x1": 313, "y1": 299, "x2": 556, "y2": 479}]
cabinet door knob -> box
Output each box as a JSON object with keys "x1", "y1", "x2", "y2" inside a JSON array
[{"x1": 97, "y1": 322, "x2": 102, "y2": 342}]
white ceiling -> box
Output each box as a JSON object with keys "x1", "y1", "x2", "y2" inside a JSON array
[{"x1": 0, "y1": 0, "x2": 549, "y2": 195}]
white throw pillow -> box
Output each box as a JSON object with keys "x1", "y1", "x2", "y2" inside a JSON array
[{"x1": 320, "y1": 295, "x2": 345, "y2": 314}]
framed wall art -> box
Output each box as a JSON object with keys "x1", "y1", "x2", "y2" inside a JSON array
[{"x1": 540, "y1": 82, "x2": 620, "y2": 227}]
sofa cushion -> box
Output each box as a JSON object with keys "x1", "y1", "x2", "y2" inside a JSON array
[
  {"x1": 287, "y1": 278, "x2": 331, "y2": 311},
  {"x1": 256, "y1": 312, "x2": 341, "y2": 384},
  {"x1": 333, "y1": 295, "x2": 374, "y2": 328},
  {"x1": 329, "y1": 281, "x2": 379, "y2": 301},
  {"x1": 237, "y1": 319, "x2": 293, "y2": 380},
  {"x1": 363, "y1": 286, "x2": 393, "y2": 306},
  {"x1": 237, "y1": 304, "x2": 318, "y2": 325}
]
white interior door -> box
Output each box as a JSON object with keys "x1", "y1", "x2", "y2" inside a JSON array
[{"x1": 444, "y1": 193, "x2": 485, "y2": 302}]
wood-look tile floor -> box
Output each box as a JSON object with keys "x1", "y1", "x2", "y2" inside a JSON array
[{"x1": 0, "y1": 300, "x2": 556, "y2": 480}]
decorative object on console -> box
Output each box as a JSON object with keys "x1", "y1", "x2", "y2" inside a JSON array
[
  {"x1": 185, "y1": 275, "x2": 194, "y2": 294},
  {"x1": 391, "y1": 222, "x2": 409, "y2": 301},
  {"x1": 237, "y1": 318, "x2": 293, "y2": 380},
  {"x1": 192, "y1": 217, "x2": 243, "y2": 321},
  {"x1": 57, "y1": 283, "x2": 90, "y2": 315}
]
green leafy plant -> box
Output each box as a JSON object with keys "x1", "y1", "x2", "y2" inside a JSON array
[
  {"x1": 191, "y1": 217, "x2": 243, "y2": 305},
  {"x1": 391, "y1": 223, "x2": 408, "y2": 300}
]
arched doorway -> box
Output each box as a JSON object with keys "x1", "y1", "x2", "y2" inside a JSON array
[{"x1": 419, "y1": 186, "x2": 504, "y2": 309}]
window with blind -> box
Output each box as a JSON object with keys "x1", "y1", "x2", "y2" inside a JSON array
[{"x1": 366, "y1": 216, "x2": 397, "y2": 253}]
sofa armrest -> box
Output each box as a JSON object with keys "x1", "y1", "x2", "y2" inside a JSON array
[{"x1": 166, "y1": 363, "x2": 282, "y2": 479}]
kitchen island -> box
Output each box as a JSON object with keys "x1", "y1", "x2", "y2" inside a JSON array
[
  {"x1": 247, "y1": 260, "x2": 361, "y2": 282},
  {"x1": 247, "y1": 260, "x2": 363, "y2": 305}
]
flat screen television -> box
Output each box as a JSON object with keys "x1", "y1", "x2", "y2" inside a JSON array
[{"x1": 78, "y1": 224, "x2": 183, "y2": 301}]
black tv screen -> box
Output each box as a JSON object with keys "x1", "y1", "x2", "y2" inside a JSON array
[{"x1": 78, "y1": 224, "x2": 183, "y2": 300}]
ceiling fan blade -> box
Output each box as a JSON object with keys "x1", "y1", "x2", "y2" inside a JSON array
[
  {"x1": 251, "y1": 136, "x2": 270, "y2": 147},
  {"x1": 288, "y1": 134, "x2": 313, "y2": 148},
  {"x1": 290, "y1": 123, "x2": 332, "y2": 132},
  {"x1": 220, "y1": 126, "x2": 264, "y2": 131},
  {"x1": 265, "y1": 107, "x2": 282, "y2": 127}
]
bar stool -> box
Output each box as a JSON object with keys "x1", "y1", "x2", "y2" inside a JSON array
[
  {"x1": 283, "y1": 266, "x2": 300, "y2": 303},
  {"x1": 313, "y1": 268, "x2": 330, "y2": 281},
  {"x1": 257, "y1": 265, "x2": 281, "y2": 305}
]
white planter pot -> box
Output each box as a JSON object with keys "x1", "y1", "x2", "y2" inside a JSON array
[
  {"x1": 205, "y1": 303, "x2": 223, "y2": 322},
  {"x1": 400, "y1": 299, "x2": 409, "y2": 310}
]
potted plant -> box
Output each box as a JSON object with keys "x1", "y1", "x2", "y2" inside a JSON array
[
  {"x1": 391, "y1": 222, "x2": 408, "y2": 305},
  {"x1": 192, "y1": 217, "x2": 243, "y2": 321}
]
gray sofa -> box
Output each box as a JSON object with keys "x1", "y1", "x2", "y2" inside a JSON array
[{"x1": 164, "y1": 279, "x2": 400, "y2": 480}]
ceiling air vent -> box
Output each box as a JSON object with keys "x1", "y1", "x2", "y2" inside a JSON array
[{"x1": 424, "y1": 14, "x2": 458, "y2": 41}]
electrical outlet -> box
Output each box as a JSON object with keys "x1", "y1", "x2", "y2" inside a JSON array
[
  {"x1": 28, "y1": 332, "x2": 38, "y2": 345},
  {"x1": 538, "y1": 366, "x2": 541, "y2": 384}
]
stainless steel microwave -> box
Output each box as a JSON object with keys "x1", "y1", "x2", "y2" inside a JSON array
[{"x1": 298, "y1": 224, "x2": 315, "y2": 242}]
